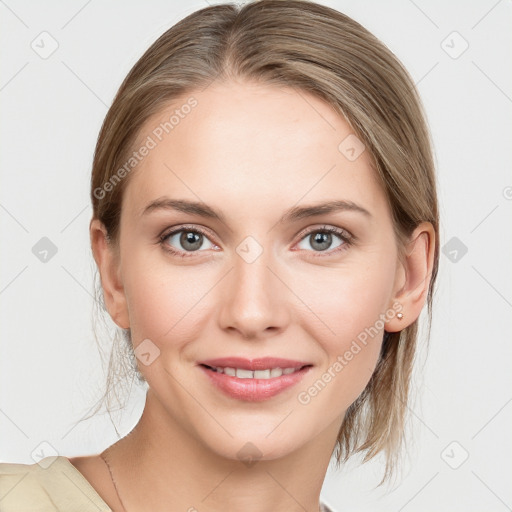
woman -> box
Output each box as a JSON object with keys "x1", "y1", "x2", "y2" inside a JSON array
[{"x1": 0, "y1": 1, "x2": 438, "y2": 510}]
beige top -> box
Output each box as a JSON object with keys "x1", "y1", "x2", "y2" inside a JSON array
[
  {"x1": 0, "y1": 456, "x2": 336, "y2": 511},
  {"x1": 0, "y1": 456, "x2": 112, "y2": 511}
]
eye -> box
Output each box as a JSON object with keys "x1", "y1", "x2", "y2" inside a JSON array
[
  {"x1": 295, "y1": 225, "x2": 352, "y2": 256},
  {"x1": 159, "y1": 224, "x2": 353, "y2": 259},
  {"x1": 159, "y1": 226, "x2": 216, "y2": 257}
]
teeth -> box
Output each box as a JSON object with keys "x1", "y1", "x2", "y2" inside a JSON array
[
  {"x1": 254, "y1": 369, "x2": 270, "y2": 379},
  {"x1": 211, "y1": 366, "x2": 301, "y2": 379},
  {"x1": 270, "y1": 368, "x2": 282, "y2": 378},
  {"x1": 236, "y1": 368, "x2": 253, "y2": 379}
]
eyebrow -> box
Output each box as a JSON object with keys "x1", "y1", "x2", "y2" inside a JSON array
[{"x1": 141, "y1": 197, "x2": 371, "y2": 223}]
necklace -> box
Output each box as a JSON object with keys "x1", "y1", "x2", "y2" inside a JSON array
[{"x1": 101, "y1": 450, "x2": 128, "y2": 512}]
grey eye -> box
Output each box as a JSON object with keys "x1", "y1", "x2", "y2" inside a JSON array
[
  {"x1": 297, "y1": 230, "x2": 344, "y2": 252},
  {"x1": 165, "y1": 230, "x2": 214, "y2": 252}
]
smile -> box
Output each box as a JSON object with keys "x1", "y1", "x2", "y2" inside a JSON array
[
  {"x1": 197, "y1": 358, "x2": 313, "y2": 401},
  {"x1": 203, "y1": 365, "x2": 302, "y2": 379}
]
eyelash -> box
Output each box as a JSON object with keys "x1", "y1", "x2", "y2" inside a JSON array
[{"x1": 158, "y1": 224, "x2": 354, "y2": 259}]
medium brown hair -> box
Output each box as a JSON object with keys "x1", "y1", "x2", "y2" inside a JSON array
[{"x1": 88, "y1": 0, "x2": 439, "y2": 482}]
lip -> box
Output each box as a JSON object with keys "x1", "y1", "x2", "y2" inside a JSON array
[{"x1": 197, "y1": 357, "x2": 313, "y2": 402}]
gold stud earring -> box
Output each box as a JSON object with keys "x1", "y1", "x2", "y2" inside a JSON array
[{"x1": 397, "y1": 312, "x2": 404, "y2": 320}]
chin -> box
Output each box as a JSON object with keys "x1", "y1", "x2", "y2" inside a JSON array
[{"x1": 197, "y1": 424, "x2": 313, "y2": 465}]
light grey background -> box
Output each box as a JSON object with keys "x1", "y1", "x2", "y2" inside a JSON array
[{"x1": 1, "y1": 1, "x2": 511, "y2": 511}]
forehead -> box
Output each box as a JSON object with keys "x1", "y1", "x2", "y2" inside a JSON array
[{"x1": 123, "y1": 80, "x2": 386, "y2": 220}]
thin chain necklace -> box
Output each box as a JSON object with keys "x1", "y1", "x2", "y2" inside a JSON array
[{"x1": 101, "y1": 450, "x2": 128, "y2": 512}]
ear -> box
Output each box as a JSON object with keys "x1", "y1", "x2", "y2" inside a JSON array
[
  {"x1": 385, "y1": 222, "x2": 436, "y2": 333},
  {"x1": 90, "y1": 218, "x2": 130, "y2": 329}
]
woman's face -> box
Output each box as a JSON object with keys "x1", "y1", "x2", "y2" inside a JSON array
[{"x1": 113, "y1": 80, "x2": 405, "y2": 461}]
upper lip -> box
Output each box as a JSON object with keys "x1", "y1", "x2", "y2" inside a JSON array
[{"x1": 198, "y1": 357, "x2": 312, "y2": 371}]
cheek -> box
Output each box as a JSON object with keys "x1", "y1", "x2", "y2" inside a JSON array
[
  {"x1": 122, "y1": 254, "x2": 218, "y2": 347},
  {"x1": 294, "y1": 253, "x2": 395, "y2": 335},
  {"x1": 291, "y1": 257, "x2": 396, "y2": 404}
]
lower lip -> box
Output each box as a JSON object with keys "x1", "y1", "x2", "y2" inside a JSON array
[{"x1": 199, "y1": 365, "x2": 312, "y2": 402}]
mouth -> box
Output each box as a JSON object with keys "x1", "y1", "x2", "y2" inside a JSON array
[
  {"x1": 197, "y1": 357, "x2": 313, "y2": 401},
  {"x1": 199, "y1": 364, "x2": 311, "y2": 379}
]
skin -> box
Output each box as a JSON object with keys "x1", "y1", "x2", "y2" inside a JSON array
[{"x1": 76, "y1": 79, "x2": 435, "y2": 512}]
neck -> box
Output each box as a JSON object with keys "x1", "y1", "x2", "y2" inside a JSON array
[{"x1": 106, "y1": 388, "x2": 341, "y2": 512}]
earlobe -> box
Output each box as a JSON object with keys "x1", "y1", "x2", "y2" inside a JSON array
[
  {"x1": 386, "y1": 222, "x2": 435, "y2": 333},
  {"x1": 90, "y1": 219, "x2": 130, "y2": 329}
]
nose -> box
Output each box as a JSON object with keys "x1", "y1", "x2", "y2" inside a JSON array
[{"x1": 217, "y1": 245, "x2": 291, "y2": 340}]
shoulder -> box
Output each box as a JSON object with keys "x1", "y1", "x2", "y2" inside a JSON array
[{"x1": 0, "y1": 456, "x2": 112, "y2": 511}]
